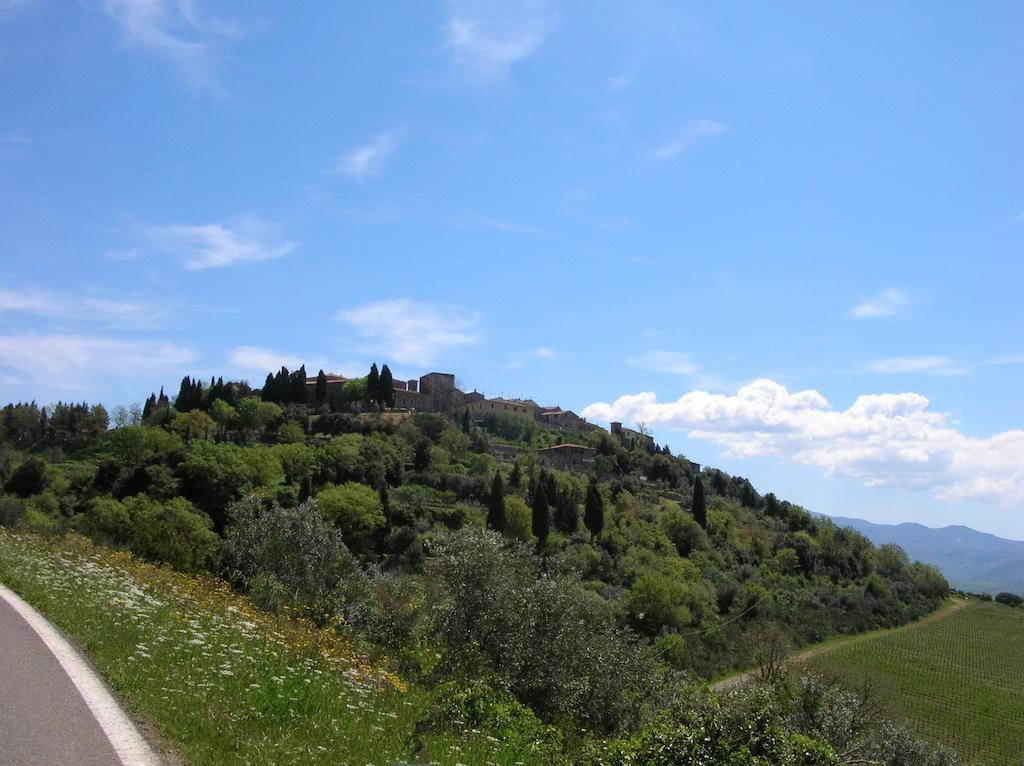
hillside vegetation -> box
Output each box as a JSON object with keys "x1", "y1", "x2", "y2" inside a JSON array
[
  {"x1": 0, "y1": 369, "x2": 969, "y2": 763},
  {"x1": 806, "y1": 599, "x2": 1024, "y2": 765}
]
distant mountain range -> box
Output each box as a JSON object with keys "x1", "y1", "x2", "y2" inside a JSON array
[{"x1": 825, "y1": 516, "x2": 1024, "y2": 596}]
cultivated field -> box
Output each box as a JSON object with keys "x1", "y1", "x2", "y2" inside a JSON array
[{"x1": 806, "y1": 599, "x2": 1024, "y2": 765}]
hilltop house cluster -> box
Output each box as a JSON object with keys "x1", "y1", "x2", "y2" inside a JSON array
[{"x1": 306, "y1": 369, "x2": 666, "y2": 472}]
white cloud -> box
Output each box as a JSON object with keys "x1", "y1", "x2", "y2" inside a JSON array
[
  {"x1": 0, "y1": 287, "x2": 165, "y2": 327},
  {"x1": 850, "y1": 287, "x2": 909, "y2": 319},
  {"x1": 651, "y1": 120, "x2": 726, "y2": 160},
  {"x1": 582, "y1": 378, "x2": 1024, "y2": 508},
  {"x1": 0, "y1": 132, "x2": 33, "y2": 145},
  {"x1": 507, "y1": 345, "x2": 564, "y2": 369},
  {"x1": 626, "y1": 350, "x2": 700, "y2": 376},
  {"x1": 868, "y1": 356, "x2": 968, "y2": 376},
  {"x1": 337, "y1": 299, "x2": 482, "y2": 367},
  {"x1": 100, "y1": 0, "x2": 244, "y2": 90},
  {"x1": 333, "y1": 130, "x2": 404, "y2": 179},
  {"x1": 135, "y1": 216, "x2": 295, "y2": 270},
  {"x1": 608, "y1": 73, "x2": 630, "y2": 91},
  {"x1": 449, "y1": 211, "x2": 551, "y2": 237},
  {"x1": 443, "y1": 0, "x2": 550, "y2": 80},
  {"x1": 228, "y1": 346, "x2": 307, "y2": 374},
  {"x1": 0, "y1": 333, "x2": 194, "y2": 393}
]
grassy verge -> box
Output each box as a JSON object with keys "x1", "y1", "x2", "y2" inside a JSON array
[
  {"x1": 805, "y1": 599, "x2": 1024, "y2": 765},
  {"x1": 0, "y1": 529, "x2": 553, "y2": 766}
]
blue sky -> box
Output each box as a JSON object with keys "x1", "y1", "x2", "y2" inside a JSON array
[{"x1": 2, "y1": 1, "x2": 1022, "y2": 537}]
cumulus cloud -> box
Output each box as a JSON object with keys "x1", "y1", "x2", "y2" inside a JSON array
[
  {"x1": 337, "y1": 299, "x2": 482, "y2": 367},
  {"x1": 333, "y1": 130, "x2": 404, "y2": 179},
  {"x1": 650, "y1": 120, "x2": 725, "y2": 160},
  {"x1": 0, "y1": 287, "x2": 165, "y2": 327},
  {"x1": 0, "y1": 333, "x2": 194, "y2": 393},
  {"x1": 443, "y1": 0, "x2": 550, "y2": 79},
  {"x1": 582, "y1": 378, "x2": 1024, "y2": 507},
  {"x1": 100, "y1": 0, "x2": 244, "y2": 90},
  {"x1": 131, "y1": 216, "x2": 295, "y2": 270},
  {"x1": 850, "y1": 288, "x2": 909, "y2": 319},
  {"x1": 627, "y1": 350, "x2": 700, "y2": 376}
]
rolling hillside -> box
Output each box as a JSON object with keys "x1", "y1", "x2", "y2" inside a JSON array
[{"x1": 827, "y1": 516, "x2": 1024, "y2": 596}]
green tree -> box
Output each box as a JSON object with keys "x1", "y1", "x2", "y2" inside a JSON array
[
  {"x1": 692, "y1": 475, "x2": 707, "y2": 530},
  {"x1": 487, "y1": 472, "x2": 505, "y2": 532},
  {"x1": 315, "y1": 369, "x2": 328, "y2": 405},
  {"x1": 584, "y1": 478, "x2": 605, "y2": 540},
  {"x1": 531, "y1": 480, "x2": 550, "y2": 546},
  {"x1": 367, "y1": 363, "x2": 380, "y2": 408},
  {"x1": 170, "y1": 409, "x2": 216, "y2": 442},
  {"x1": 128, "y1": 496, "x2": 220, "y2": 573},
  {"x1": 379, "y1": 364, "x2": 395, "y2": 408},
  {"x1": 209, "y1": 399, "x2": 237, "y2": 440},
  {"x1": 316, "y1": 481, "x2": 385, "y2": 551}
]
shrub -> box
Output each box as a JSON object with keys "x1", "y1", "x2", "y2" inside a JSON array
[
  {"x1": 127, "y1": 496, "x2": 220, "y2": 573},
  {"x1": 0, "y1": 493, "x2": 25, "y2": 527},
  {"x1": 73, "y1": 496, "x2": 132, "y2": 546},
  {"x1": 430, "y1": 527, "x2": 660, "y2": 732},
  {"x1": 4, "y1": 456, "x2": 49, "y2": 497},
  {"x1": 995, "y1": 591, "x2": 1024, "y2": 608},
  {"x1": 220, "y1": 495, "x2": 360, "y2": 625},
  {"x1": 316, "y1": 481, "x2": 384, "y2": 552}
]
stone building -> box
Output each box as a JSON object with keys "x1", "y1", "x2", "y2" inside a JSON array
[
  {"x1": 611, "y1": 421, "x2": 654, "y2": 448},
  {"x1": 538, "y1": 443, "x2": 595, "y2": 471}
]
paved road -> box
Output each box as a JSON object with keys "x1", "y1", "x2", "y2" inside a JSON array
[{"x1": 0, "y1": 587, "x2": 158, "y2": 766}]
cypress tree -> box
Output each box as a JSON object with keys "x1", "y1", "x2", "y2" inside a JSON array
[
  {"x1": 509, "y1": 461, "x2": 522, "y2": 489},
  {"x1": 176, "y1": 376, "x2": 193, "y2": 412},
  {"x1": 291, "y1": 365, "x2": 307, "y2": 404},
  {"x1": 531, "y1": 480, "x2": 549, "y2": 546},
  {"x1": 142, "y1": 393, "x2": 156, "y2": 420},
  {"x1": 379, "y1": 364, "x2": 395, "y2": 408},
  {"x1": 487, "y1": 473, "x2": 505, "y2": 532},
  {"x1": 692, "y1": 475, "x2": 707, "y2": 530},
  {"x1": 584, "y1": 478, "x2": 604, "y2": 540},
  {"x1": 315, "y1": 369, "x2": 328, "y2": 405},
  {"x1": 367, "y1": 364, "x2": 380, "y2": 408}
]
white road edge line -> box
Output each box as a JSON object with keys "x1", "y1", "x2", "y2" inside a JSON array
[{"x1": 0, "y1": 583, "x2": 163, "y2": 766}]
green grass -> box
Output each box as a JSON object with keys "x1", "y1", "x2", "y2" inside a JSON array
[
  {"x1": 0, "y1": 530, "x2": 555, "y2": 766},
  {"x1": 805, "y1": 599, "x2": 1024, "y2": 765}
]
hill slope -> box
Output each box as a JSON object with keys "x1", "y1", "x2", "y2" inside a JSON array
[{"x1": 827, "y1": 516, "x2": 1024, "y2": 595}]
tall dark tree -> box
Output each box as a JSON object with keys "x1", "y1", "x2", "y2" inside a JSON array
[
  {"x1": 367, "y1": 363, "x2": 380, "y2": 408},
  {"x1": 142, "y1": 393, "x2": 157, "y2": 420},
  {"x1": 460, "y1": 408, "x2": 471, "y2": 434},
  {"x1": 508, "y1": 461, "x2": 522, "y2": 489},
  {"x1": 584, "y1": 478, "x2": 605, "y2": 540},
  {"x1": 531, "y1": 480, "x2": 550, "y2": 546},
  {"x1": 692, "y1": 475, "x2": 707, "y2": 530},
  {"x1": 293, "y1": 365, "x2": 308, "y2": 403},
  {"x1": 315, "y1": 369, "x2": 328, "y2": 405},
  {"x1": 379, "y1": 364, "x2": 395, "y2": 408},
  {"x1": 487, "y1": 473, "x2": 505, "y2": 532}
]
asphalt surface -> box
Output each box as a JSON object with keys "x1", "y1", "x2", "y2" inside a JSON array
[{"x1": 0, "y1": 594, "x2": 124, "y2": 765}]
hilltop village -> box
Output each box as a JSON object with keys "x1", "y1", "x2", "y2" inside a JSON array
[{"x1": 307, "y1": 368, "x2": 676, "y2": 472}]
